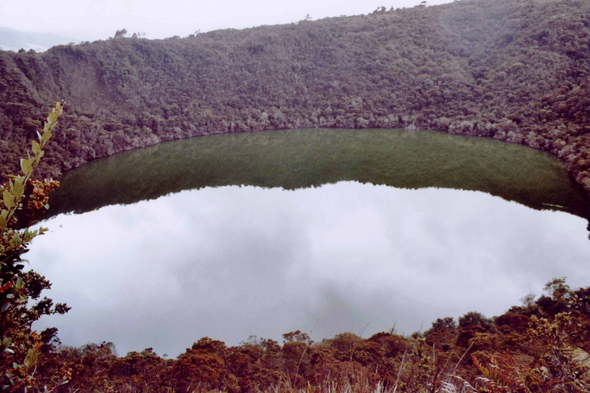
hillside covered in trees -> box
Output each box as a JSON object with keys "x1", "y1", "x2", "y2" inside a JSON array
[{"x1": 0, "y1": 0, "x2": 589, "y2": 191}]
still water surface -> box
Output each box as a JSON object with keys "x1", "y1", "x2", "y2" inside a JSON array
[{"x1": 30, "y1": 129, "x2": 590, "y2": 357}]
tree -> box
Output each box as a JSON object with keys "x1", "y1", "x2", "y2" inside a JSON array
[
  {"x1": 544, "y1": 277, "x2": 571, "y2": 303},
  {"x1": 114, "y1": 28, "x2": 128, "y2": 38},
  {"x1": 458, "y1": 311, "x2": 493, "y2": 331},
  {"x1": 427, "y1": 317, "x2": 456, "y2": 334}
]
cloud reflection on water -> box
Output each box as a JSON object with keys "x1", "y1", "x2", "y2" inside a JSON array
[{"x1": 29, "y1": 182, "x2": 590, "y2": 357}]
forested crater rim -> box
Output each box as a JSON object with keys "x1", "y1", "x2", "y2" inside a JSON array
[{"x1": 0, "y1": 0, "x2": 588, "y2": 196}]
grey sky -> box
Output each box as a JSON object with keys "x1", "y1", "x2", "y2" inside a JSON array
[
  {"x1": 29, "y1": 183, "x2": 590, "y2": 357},
  {"x1": 0, "y1": 0, "x2": 452, "y2": 41}
]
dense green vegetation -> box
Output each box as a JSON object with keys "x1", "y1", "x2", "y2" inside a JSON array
[{"x1": 0, "y1": 0, "x2": 589, "y2": 192}]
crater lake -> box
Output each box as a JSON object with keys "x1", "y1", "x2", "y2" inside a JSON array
[{"x1": 29, "y1": 128, "x2": 590, "y2": 357}]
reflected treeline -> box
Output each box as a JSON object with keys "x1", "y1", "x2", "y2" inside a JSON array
[{"x1": 43, "y1": 129, "x2": 590, "y2": 221}]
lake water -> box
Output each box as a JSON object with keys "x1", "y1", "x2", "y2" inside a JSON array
[{"x1": 29, "y1": 128, "x2": 590, "y2": 357}]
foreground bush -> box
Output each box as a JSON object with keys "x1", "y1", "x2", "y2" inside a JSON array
[
  {"x1": 9, "y1": 278, "x2": 584, "y2": 392},
  {"x1": 0, "y1": 102, "x2": 70, "y2": 391}
]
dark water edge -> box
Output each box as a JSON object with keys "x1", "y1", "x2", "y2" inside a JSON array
[{"x1": 44, "y1": 128, "x2": 590, "y2": 221}]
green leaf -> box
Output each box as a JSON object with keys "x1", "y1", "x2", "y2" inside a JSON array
[
  {"x1": 48, "y1": 111, "x2": 58, "y2": 123},
  {"x1": 1, "y1": 209, "x2": 7, "y2": 218},
  {"x1": 0, "y1": 216, "x2": 5, "y2": 230},
  {"x1": 20, "y1": 158, "x2": 33, "y2": 175},
  {"x1": 41, "y1": 130, "x2": 52, "y2": 142},
  {"x1": 31, "y1": 140, "x2": 40, "y2": 154},
  {"x1": 3, "y1": 190, "x2": 14, "y2": 209},
  {"x1": 12, "y1": 180, "x2": 24, "y2": 200}
]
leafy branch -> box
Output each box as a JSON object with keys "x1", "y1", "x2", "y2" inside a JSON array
[{"x1": 0, "y1": 101, "x2": 70, "y2": 391}]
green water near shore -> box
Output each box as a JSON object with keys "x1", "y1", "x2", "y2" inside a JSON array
[{"x1": 46, "y1": 128, "x2": 589, "y2": 219}]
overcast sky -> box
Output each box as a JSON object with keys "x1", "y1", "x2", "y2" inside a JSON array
[
  {"x1": 29, "y1": 183, "x2": 590, "y2": 357},
  {"x1": 0, "y1": 0, "x2": 452, "y2": 41}
]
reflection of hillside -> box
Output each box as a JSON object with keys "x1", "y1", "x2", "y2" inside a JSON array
[
  {"x1": 43, "y1": 129, "x2": 589, "y2": 221},
  {"x1": 1, "y1": 0, "x2": 589, "y2": 195}
]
